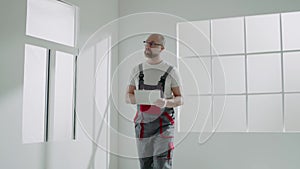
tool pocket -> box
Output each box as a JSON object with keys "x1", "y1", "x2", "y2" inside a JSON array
[
  {"x1": 163, "y1": 112, "x2": 174, "y2": 125},
  {"x1": 159, "y1": 117, "x2": 174, "y2": 138}
]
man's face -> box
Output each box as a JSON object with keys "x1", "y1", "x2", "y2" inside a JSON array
[{"x1": 144, "y1": 35, "x2": 164, "y2": 58}]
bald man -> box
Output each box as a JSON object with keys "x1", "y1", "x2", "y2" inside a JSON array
[{"x1": 126, "y1": 34, "x2": 183, "y2": 169}]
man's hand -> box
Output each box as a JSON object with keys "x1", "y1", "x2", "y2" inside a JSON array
[
  {"x1": 153, "y1": 87, "x2": 184, "y2": 108},
  {"x1": 153, "y1": 98, "x2": 167, "y2": 108},
  {"x1": 125, "y1": 85, "x2": 137, "y2": 104}
]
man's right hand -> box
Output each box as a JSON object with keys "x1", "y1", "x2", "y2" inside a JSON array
[{"x1": 125, "y1": 85, "x2": 136, "y2": 104}]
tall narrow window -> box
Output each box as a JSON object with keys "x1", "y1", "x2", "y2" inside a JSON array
[
  {"x1": 50, "y1": 51, "x2": 75, "y2": 141},
  {"x1": 22, "y1": 44, "x2": 48, "y2": 143},
  {"x1": 94, "y1": 37, "x2": 111, "y2": 169}
]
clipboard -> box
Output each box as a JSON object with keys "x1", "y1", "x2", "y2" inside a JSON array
[{"x1": 134, "y1": 89, "x2": 161, "y2": 105}]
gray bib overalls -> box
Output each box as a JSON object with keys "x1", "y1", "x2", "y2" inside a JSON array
[{"x1": 134, "y1": 63, "x2": 175, "y2": 169}]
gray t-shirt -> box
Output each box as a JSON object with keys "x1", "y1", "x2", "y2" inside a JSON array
[{"x1": 128, "y1": 60, "x2": 182, "y2": 99}]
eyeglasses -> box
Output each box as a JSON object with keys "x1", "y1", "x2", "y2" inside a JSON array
[{"x1": 143, "y1": 41, "x2": 163, "y2": 47}]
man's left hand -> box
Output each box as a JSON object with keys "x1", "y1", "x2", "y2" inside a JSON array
[{"x1": 153, "y1": 98, "x2": 167, "y2": 108}]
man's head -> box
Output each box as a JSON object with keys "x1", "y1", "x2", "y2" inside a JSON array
[{"x1": 144, "y1": 33, "x2": 165, "y2": 58}]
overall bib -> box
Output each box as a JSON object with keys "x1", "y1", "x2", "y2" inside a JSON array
[{"x1": 134, "y1": 63, "x2": 175, "y2": 169}]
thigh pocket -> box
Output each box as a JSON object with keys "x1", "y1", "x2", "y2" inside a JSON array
[
  {"x1": 162, "y1": 112, "x2": 174, "y2": 125},
  {"x1": 159, "y1": 117, "x2": 174, "y2": 138}
]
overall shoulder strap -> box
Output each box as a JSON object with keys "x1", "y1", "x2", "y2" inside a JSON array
[
  {"x1": 158, "y1": 65, "x2": 173, "y2": 93},
  {"x1": 160, "y1": 66, "x2": 173, "y2": 81},
  {"x1": 138, "y1": 63, "x2": 144, "y2": 90}
]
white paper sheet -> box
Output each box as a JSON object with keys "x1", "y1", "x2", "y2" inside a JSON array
[{"x1": 134, "y1": 90, "x2": 161, "y2": 105}]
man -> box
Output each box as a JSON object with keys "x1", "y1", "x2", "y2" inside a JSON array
[{"x1": 125, "y1": 33, "x2": 183, "y2": 169}]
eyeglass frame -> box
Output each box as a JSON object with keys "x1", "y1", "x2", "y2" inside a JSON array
[{"x1": 143, "y1": 41, "x2": 163, "y2": 48}]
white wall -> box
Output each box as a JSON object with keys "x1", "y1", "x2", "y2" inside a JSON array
[
  {"x1": 0, "y1": 0, "x2": 118, "y2": 169},
  {"x1": 2, "y1": 0, "x2": 300, "y2": 169},
  {"x1": 117, "y1": 0, "x2": 300, "y2": 169}
]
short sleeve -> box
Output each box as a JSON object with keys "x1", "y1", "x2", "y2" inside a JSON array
[
  {"x1": 170, "y1": 67, "x2": 182, "y2": 87},
  {"x1": 128, "y1": 66, "x2": 138, "y2": 86}
]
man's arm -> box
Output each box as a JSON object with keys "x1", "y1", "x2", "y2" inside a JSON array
[
  {"x1": 165, "y1": 86, "x2": 184, "y2": 108},
  {"x1": 125, "y1": 85, "x2": 136, "y2": 104}
]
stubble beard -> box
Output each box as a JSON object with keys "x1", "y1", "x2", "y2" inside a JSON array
[{"x1": 144, "y1": 50, "x2": 158, "y2": 58}]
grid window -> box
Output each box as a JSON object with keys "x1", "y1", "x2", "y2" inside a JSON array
[{"x1": 177, "y1": 11, "x2": 300, "y2": 133}]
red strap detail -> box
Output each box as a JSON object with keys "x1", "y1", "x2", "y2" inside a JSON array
[
  {"x1": 167, "y1": 150, "x2": 171, "y2": 159},
  {"x1": 167, "y1": 142, "x2": 174, "y2": 159},
  {"x1": 133, "y1": 111, "x2": 138, "y2": 123},
  {"x1": 169, "y1": 142, "x2": 174, "y2": 150},
  {"x1": 164, "y1": 112, "x2": 174, "y2": 125},
  {"x1": 139, "y1": 123, "x2": 144, "y2": 140},
  {"x1": 159, "y1": 117, "x2": 163, "y2": 134}
]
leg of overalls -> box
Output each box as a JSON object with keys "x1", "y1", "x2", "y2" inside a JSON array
[
  {"x1": 135, "y1": 117, "x2": 161, "y2": 169},
  {"x1": 153, "y1": 110, "x2": 175, "y2": 169},
  {"x1": 135, "y1": 126, "x2": 174, "y2": 169},
  {"x1": 153, "y1": 127, "x2": 174, "y2": 169},
  {"x1": 135, "y1": 122, "x2": 154, "y2": 169},
  {"x1": 136, "y1": 138, "x2": 154, "y2": 169}
]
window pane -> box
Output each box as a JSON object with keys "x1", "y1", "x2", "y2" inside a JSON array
[
  {"x1": 22, "y1": 44, "x2": 47, "y2": 143},
  {"x1": 178, "y1": 57, "x2": 211, "y2": 95},
  {"x1": 247, "y1": 53, "x2": 282, "y2": 93},
  {"x1": 26, "y1": 0, "x2": 76, "y2": 46},
  {"x1": 213, "y1": 95, "x2": 247, "y2": 132},
  {"x1": 213, "y1": 56, "x2": 245, "y2": 94},
  {"x1": 246, "y1": 14, "x2": 281, "y2": 53},
  {"x1": 211, "y1": 17, "x2": 245, "y2": 55},
  {"x1": 285, "y1": 93, "x2": 300, "y2": 132},
  {"x1": 248, "y1": 94, "x2": 283, "y2": 132},
  {"x1": 282, "y1": 11, "x2": 300, "y2": 51},
  {"x1": 178, "y1": 96, "x2": 212, "y2": 132},
  {"x1": 52, "y1": 51, "x2": 75, "y2": 141},
  {"x1": 283, "y1": 52, "x2": 300, "y2": 92},
  {"x1": 178, "y1": 21, "x2": 211, "y2": 57}
]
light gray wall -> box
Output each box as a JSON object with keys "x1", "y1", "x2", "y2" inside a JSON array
[
  {"x1": 0, "y1": 0, "x2": 118, "y2": 169},
  {"x1": 117, "y1": 0, "x2": 300, "y2": 169},
  {"x1": 2, "y1": 0, "x2": 300, "y2": 169}
]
